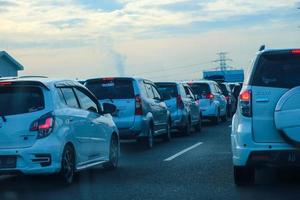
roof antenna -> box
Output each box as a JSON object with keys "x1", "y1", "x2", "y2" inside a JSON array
[{"x1": 259, "y1": 45, "x2": 265, "y2": 51}]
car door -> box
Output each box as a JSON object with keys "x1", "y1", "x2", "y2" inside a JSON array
[
  {"x1": 144, "y1": 82, "x2": 163, "y2": 133},
  {"x1": 214, "y1": 84, "x2": 227, "y2": 115},
  {"x1": 183, "y1": 85, "x2": 198, "y2": 123},
  {"x1": 60, "y1": 87, "x2": 92, "y2": 162},
  {"x1": 187, "y1": 86, "x2": 200, "y2": 123},
  {"x1": 151, "y1": 84, "x2": 168, "y2": 130},
  {"x1": 74, "y1": 87, "x2": 108, "y2": 159}
]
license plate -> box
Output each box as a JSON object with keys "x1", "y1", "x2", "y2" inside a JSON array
[{"x1": 0, "y1": 156, "x2": 17, "y2": 169}]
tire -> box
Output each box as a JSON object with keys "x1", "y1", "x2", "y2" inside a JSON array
[
  {"x1": 194, "y1": 115, "x2": 202, "y2": 133},
  {"x1": 221, "y1": 111, "x2": 228, "y2": 122},
  {"x1": 163, "y1": 121, "x2": 171, "y2": 142},
  {"x1": 103, "y1": 134, "x2": 119, "y2": 170},
  {"x1": 60, "y1": 144, "x2": 75, "y2": 185},
  {"x1": 182, "y1": 118, "x2": 192, "y2": 136},
  {"x1": 140, "y1": 126, "x2": 154, "y2": 149},
  {"x1": 234, "y1": 166, "x2": 255, "y2": 186},
  {"x1": 212, "y1": 110, "x2": 220, "y2": 125}
]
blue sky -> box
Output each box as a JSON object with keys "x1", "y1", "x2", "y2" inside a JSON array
[{"x1": 0, "y1": 0, "x2": 299, "y2": 80}]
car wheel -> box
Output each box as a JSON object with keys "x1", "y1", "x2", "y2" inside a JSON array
[
  {"x1": 183, "y1": 118, "x2": 192, "y2": 136},
  {"x1": 221, "y1": 111, "x2": 228, "y2": 122},
  {"x1": 195, "y1": 115, "x2": 202, "y2": 133},
  {"x1": 60, "y1": 144, "x2": 75, "y2": 185},
  {"x1": 103, "y1": 134, "x2": 119, "y2": 170},
  {"x1": 234, "y1": 166, "x2": 255, "y2": 186},
  {"x1": 212, "y1": 110, "x2": 220, "y2": 125},
  {"x1": 144, "y1": 126, "x2": 154, "y2": 149},
  {"x1": 163, "y1": 121, "x2": 171, "y2": 142}
]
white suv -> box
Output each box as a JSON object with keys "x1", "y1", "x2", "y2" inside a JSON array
[
  {"x1": 0, "y1": 78, "x2": 119, "y2": 184},
  {"x1": 231, "y1": 48, "x2": 300, "y2": 185}
]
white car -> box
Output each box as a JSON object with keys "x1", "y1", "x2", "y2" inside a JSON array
[
  {"x1": 0, "y1": 78, "x2": 119, "y2": 184},
  {"x1": 187, "y1": 80, "x2": 227, "y2": 124},
  {"x1": 231, "y1": 48, "x2": 300, "y2": 185}
]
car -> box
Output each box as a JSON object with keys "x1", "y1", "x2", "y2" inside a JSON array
[
  {"x1": 186, "y1": 80, "x2": 227, "y2": 124},
  {"x1": 217, "y1": 82, "x2": 237, "y2": 117},
  {"x1": 85, "y1": 77, "x2": 171, "y2": 149},
  {"x1": 155, "y1": 82, "x2": 202, "y2": 135},
  {"x1": 0, "y1": 78, "x2": 120, "y2": 184},
  {"x1": 231, "y1": 48, "x2": 300, "y2": 185}
]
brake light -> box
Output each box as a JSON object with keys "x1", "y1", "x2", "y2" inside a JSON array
[
  {"x1": 206, "y1": 93, "x2": 214, "y2": 100},
  {"x1": 239, "y1": 90, "x2": 252, "y2": 117},
  {"x1": 30, "y1": 113, "x2": 55, "y2": 139},
  {"x1": 102, "y1": 77, "x2": 114, "y2": 81},
  {"x1": 0, "y1": 82, "x2": 12, "y2": 86},
  {"x1": 135, "y1": 95, "x2": 143, "y2": 115},
  {"x1": 176, "y1": 95, "x2": 184, "y2": 109},
  {"x1": 291, "y1": 49, "x2": 300, "y2": 54}
]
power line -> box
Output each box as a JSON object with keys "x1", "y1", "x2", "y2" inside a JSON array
[{"x1": 130, "y1": 60, "x2": 212, "y2": 76}]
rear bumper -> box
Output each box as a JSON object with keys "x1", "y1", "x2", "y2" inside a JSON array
[
  {"x1": 201, "y1": 105, "x2": 217, "y2": 117},
  {"x1": 118, "y1": 116, "x2": 149, "y2": 139},
  {"x1": 0, "y1": 138, "x2": 62, "y2": 175},
  {"x1": 172, "y1": 110, "x2": 188, "y2": 128}
]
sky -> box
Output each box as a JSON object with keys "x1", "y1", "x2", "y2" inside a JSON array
[{"x1": 0, "y1": 0, "x2": 299, "y2": 81}]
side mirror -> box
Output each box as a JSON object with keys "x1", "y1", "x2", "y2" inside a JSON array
[
  {"x1": 87, "y1": 107, "x2": 98, "y2": 113},
  {"x1": 102, "y1": 103, "x2": 117, "y2": 115}
]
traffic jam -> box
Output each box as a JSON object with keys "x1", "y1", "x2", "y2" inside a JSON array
[{"x1": 0, "y1": 48, "x2": 300, "y2": 199}]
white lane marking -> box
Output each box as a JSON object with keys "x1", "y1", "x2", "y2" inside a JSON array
[{"x1": 164, "y1": 142, "x2": 203, "y2": 162}]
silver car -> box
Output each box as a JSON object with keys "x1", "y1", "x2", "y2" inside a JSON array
[
  {"x1": 85, "y1": 77, "x2": 171, "y2": 149},
  {"x1": 155, "y1": 82, "x2": 202, "y2": 135},
  {"x1": 186, "y1": 80, "x2": 227, "y2": 124}
]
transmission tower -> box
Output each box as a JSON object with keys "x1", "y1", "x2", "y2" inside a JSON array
[{"x1": 213, "y1": 52, "x2": 233, "y2": 71}]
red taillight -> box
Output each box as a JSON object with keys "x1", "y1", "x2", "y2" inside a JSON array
[
  {"x1": 225, "y1": 96, "x2": 230, "y2": 101},
  {"x1": 0, "y1": 82, "x2": 12, "y2": 86},
  {"x1": 30, "y1": 113, "x2": 54, "y2": 139},
  {"x1": 291, "y1": 49, "x2": 300, "y2": 54},
  {"x1": 176, "y1": 95, "x2": 184, "y2": 109},
  {"x1": 135, "y1": 95, "x2": 143, "y2": 115},
  {"x1": 240, "y1": 90, "x2": 251, "y2": 101},
  {"x1": 206, "y1": 93, "x2": 214, "y2": 100},
  {"x1": 102, "y1": 77, "x2": 114, "y2": 81},
  {"x1": 239, "y1": 90, "x2": 252, "y2": 117}
]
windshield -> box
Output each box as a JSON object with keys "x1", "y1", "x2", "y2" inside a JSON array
[
  {"x1": 0, "y1": 86, "x2": 44, "y2": 116},
  {"x1": 85, "y1": 79, "x2": 134, "y2": 100},
  {"x1": 156, "y1": 84, "x2": 178, "y2": 98},
  {"x1": 252, "y1": 53, "x2": 300, "y2": 88},
  {"x1": 190, "y1": 83, "x2": 210, "y2": 97},
  {"x1": 219, "y1": 84, "x2": 229, "y2": 96}
]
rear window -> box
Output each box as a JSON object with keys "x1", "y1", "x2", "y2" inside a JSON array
[
  {"x1": 0, "y1": 86, "x2": 44, "y2": 116},
  {"x1": 189, "y1": 83, "x2": 211, "y2": 97},
  {"x1": 252, "y1": 53, "x2": 300, "y2": 88},
  {"x1": 219, "y1": 84, "x2": 229, "y2": 96},
  {"x1": 156, "y1": 84, "x2": 178, "y2": 98},
  {"x1": 85, "y1": 79, "x2": 135, "y2": 100}
]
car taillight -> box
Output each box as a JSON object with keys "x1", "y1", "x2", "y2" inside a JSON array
[
  {"x1": 176, "y1": 95, "x2": 184, "y2": 109},
  {"x1": 30, "y1": 112, "x2": 55, "y2": 139},
  {"x1": 206, "y1": 93, "x2": 214, "y2": 100},
  {"x1": 291, "y1": 49, "x2": 300, "y2": 54},
  {"x1": 135, "y1": 95, "x2": 143, "y2": 115},
  {"x1": 0, "y1": 82, "x2": 12, "y2": 86},
  {"x1": 239, "y1": 90, "x2": 252, "y2": 117}
]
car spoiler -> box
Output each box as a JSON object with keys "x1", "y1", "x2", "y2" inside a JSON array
[{"x1": 0, "y1": 80, "x2": 50, "y2": 90}]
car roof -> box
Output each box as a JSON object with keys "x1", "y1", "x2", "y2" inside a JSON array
[
  {"x1": 0, "y1": 77, "x2": 82, "y2": 89},
  {"x1": 183, "y1": 80, "x2": 217, "y2": 84},
  {"x1": 258, "y1": 48, "x2": 300, "y2": 55}
]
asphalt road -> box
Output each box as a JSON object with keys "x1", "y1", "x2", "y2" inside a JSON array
[{"x1": 2, "y1": 120, "x2": 300, "y2": 200}]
